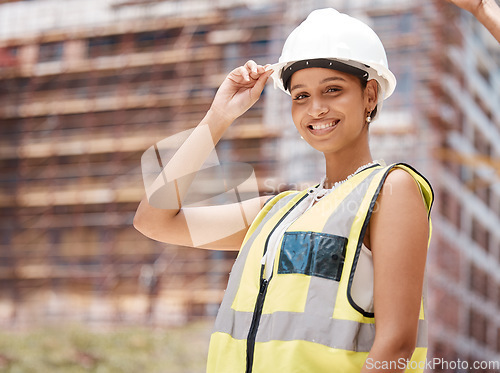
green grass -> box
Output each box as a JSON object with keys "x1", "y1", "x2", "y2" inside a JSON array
[{"x1": 0, "y1": 321, "x2": 212, "y2": 373}]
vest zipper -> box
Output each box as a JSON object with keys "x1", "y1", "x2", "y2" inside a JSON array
[
  {"x1": 246, "y1": 277, "x2": 268, "y2": 373},
  {"x1": 245, "y1": 193, "x2": 309, "y2": 373}
]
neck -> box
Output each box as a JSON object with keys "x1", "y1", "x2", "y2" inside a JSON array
[{"x1": 323, "y1": 145, "x2": 374, "y2": 188}]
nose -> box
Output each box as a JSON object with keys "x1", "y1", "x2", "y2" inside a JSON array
[{"x1": 308, "y1": 97, "x2": 329, "y2": 118}]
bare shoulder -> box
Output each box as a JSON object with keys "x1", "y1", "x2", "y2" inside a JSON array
[
  {"x1": 370, "y1": 167, "x2": 429, "y2": 249},
  {"x1": 377, "y1": 167, "x2": 425, "y2": 211},
  {"x1": 383, "y1": 167, "x2": 421, "y2": 195}
]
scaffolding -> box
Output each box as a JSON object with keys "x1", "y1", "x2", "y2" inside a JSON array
[
  {"x1": 418, "y1": 0, "x2": 500, "y2": 366},
  {"x1": 1, "y1": 0, "x2": 499, "y2": 365},
  {"x1": 0, "y1": 0, "x2": 285, "y2": 326}
]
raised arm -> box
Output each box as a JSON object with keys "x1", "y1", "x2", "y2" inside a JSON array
[
  {"x1": 445, "y1": 0, "x2": 500, "y2": 42},
  {"x1": 133, "y1": 61, "x2": 273, "y2": 250}
]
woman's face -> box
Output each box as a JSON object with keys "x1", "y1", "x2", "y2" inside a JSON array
[{"x1": 289, "y1": 68, "x2": 377, "y2": 155}]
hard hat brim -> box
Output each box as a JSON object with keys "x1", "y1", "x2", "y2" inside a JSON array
[{"x1": 267, "y1": 59, "x2": 396, "y2": 101}]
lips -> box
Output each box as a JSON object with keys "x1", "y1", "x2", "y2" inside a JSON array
[{"x1": 306, "y1": 119, "x2": 340, "y2": 135}]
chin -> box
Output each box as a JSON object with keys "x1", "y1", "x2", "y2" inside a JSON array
[{"x1": 303, "y1": 140, "x2": 341, "y2": 155}]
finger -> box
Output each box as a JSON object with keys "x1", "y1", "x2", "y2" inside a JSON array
[
  {"x1": 251, "y1": 69, "x2": 274, "y2": 94},
  {"x1": 249, "y1": 70, "x2": 261, "y2": 80},
  {"x1": 245, "y1": 61, "x2": 261, "y2": 80},
  {"x1": 245, "y1": 60, "x2": 258, "y2": 74},
  {"x1": 249, "y1": 61, "x2": 266, "y2": 80},
  {"x1": 237, "y1": 66, "x2": 250, "y2": 82}
]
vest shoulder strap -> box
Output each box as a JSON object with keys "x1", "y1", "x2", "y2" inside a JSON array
[{"x1": 241, "y1": 190, "x2": 299, "y2": 247}]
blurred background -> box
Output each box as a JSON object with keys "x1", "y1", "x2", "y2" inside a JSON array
[{"x1": 0, "y1": 0, "x2": 499, "y2": 372}]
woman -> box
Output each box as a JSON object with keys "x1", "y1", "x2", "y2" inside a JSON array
[{"x1": 134, "y1": 8, "x2": 433, "y2": 373}]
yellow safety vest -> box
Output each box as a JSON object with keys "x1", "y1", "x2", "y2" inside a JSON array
[{"x1": 207, "y1": 163, "x2": 434, "y2": 373}]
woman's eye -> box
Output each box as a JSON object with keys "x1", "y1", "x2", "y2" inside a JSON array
[
  {"x1": 326, "y1": 87, "x2": 341, "y2": 93},
  {"x1": 293, "y1": 94, "x2": 308, "y2": 101}
]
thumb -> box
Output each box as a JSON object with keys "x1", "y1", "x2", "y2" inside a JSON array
[{"x1": 251, "y1": 69, "x2": 274, "y2": 97}]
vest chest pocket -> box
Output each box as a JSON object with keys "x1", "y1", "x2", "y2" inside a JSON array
[{"x1": 277, "y1": 231, "x2": 347, "y2": 281}]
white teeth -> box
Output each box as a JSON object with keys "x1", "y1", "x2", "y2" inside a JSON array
[{"x1": 310, "y1": 121, "x2": 337, "y2": 130}]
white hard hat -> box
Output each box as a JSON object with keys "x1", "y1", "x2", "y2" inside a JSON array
[{"x1": 269, "y1": 8, "x2": 396, "y2": 118}]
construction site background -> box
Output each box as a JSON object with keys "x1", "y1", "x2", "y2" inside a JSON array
[{"x1": 1, "y1": 0, "x2": 499, "y2": 371}]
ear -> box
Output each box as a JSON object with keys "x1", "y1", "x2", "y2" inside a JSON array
[{"x1": 365, "y1": 79, "x2": 378, "y2": 111}]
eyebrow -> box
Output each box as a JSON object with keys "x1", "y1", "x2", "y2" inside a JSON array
[{"x1": 290, "y1": 76, "x2": 347, "y2": 93}]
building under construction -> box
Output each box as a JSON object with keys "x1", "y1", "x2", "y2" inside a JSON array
[{"x1": 1, "y1": 0, "x2": 499, "y2": 368}]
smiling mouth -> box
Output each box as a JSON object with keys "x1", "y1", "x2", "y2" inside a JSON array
[{"x1": 307, "y1": 120, "x2": 339, "y2": 131}]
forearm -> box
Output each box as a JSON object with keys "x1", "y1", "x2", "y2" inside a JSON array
[
  {"x1": 472, "y1": 0, "x2": 500, "y2": 42},
  {"x1": 140, "y1": 108, "x2": 233, "y2": 214},
  {"x1": 161, "y1": 109, "x2": 233, "y2": 206},
  {"x1": 134, "y1": 109, "x2": 233, "y2": 245}
]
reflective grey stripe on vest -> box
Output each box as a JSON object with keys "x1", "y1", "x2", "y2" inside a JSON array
[
  {"x1": 213, "y1": 192, "x2": 299, "y2": 333},
  {"x1": 213, "y1": 168, "x2": 428, "y2": 352},
  {"x1": 215, "y1": 302, "x2": 428, "y2": 352}
]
